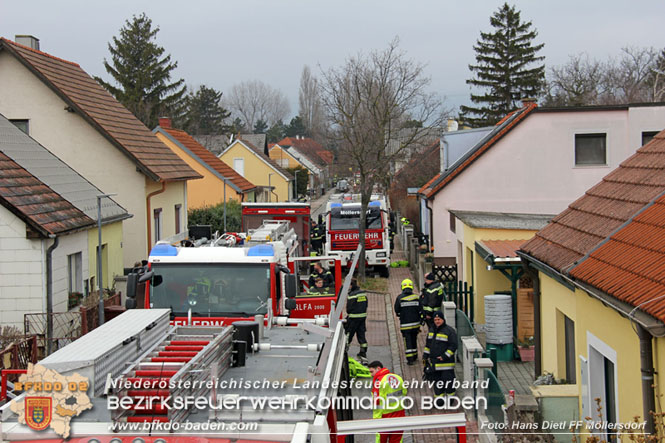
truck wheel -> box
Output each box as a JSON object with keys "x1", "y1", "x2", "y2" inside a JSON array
[{"x1": 379, "y1": 265, "x2": 390, "y2": 278}]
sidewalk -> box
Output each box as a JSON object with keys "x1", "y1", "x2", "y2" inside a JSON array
[{"x1": 347, "y1": 241, "x2": 474, "y2": 443}]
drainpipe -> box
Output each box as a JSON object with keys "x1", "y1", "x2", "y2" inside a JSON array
[
  {"x1": 146, "y1": 181, "x2": 167, "y2": 255},
  {"x1": 522, "y1": 262, "x2": 542, "y2": 377},
  {"x1": 636, "y1": 325, "x2": 656, "y2": 434},
  {"x1": 45, "y1": 236, "x2": 59, "y2": 355},
  {"x1": 424, "y1": 196, "x2": 434, "y2": 251}
]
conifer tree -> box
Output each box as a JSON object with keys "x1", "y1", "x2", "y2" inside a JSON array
[
  {"x1": 460, "y1": 3, "x2": 545, "y2": 127},
  {"x1": 97, "y1": 13, "x2": 186, "y2": 129},
  {"x1": 183, "y1": 85, "x2": 230, "y2": 135}
]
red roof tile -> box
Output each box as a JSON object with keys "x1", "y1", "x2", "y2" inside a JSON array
[
  {"x1": 478, "y1": 240, "x2": 527, "y2": 259},
  {"x1": 0, "y1": 38, "x2": 201, "y2": 182},
  {"x1": 159, "y1": 127, "x2": 256, "y2": 192},
  {"x1": 521, "y1": 131, "x2": 665, "y2": 321},
  {"x1": 0, "y1": 152, "x2": 94, "y2": 236},
  {"x1": 418, "y1": 103, "x2": 537, "y2": 198},
  {"x1": 277, "y1": 136, "x2": 333, "y2": 166}
]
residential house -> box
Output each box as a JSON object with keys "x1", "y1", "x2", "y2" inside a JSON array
[
  {"x1": 418, "y1": 102, "x2": 665, "y2": 324},
  {"x1": 519, "y1": 130, "x2": 665, "y2": 437},
  {"x1": 276, "y1": 136, "x2": 333, "y2": 190},
  {"x1": 449, "y1": 210, "x2": 553, "y2": 335},
  {"x1": 0, "y1": 36, "x2": 201, "y2": 266},
  {"x1": 269, "y1": 142, "x2": 321, "y2": 194},
  {"x1": 219, "y1": 137, "x2": 293, "y2": 202},
  {"x1": 154, "y1": 118, "x2": 257, "y2": 207},
  {"x1": 0, "y1": 115, "x2": 129, "y2": 327}
]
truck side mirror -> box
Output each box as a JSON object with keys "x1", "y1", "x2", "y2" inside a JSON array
[
  {"x1": 285, "y1": 274, "x2": 298, "y2": 299},
  {"x1": 126, "y1": 273, "x2": 138, "y2": 299},
  {"x1": 285, "y1": 298, "x2": 297, "y2": 310}
]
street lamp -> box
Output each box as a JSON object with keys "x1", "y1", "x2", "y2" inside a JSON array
[{"x1": 97, "y1": 193, "x2": 116, "y2": 326}]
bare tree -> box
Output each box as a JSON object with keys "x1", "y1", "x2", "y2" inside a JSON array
[
  {"x1": 650, "y1": 49, "x2": 665, "y2": 102},
  {"x1": 321, "y1": 38, "x2": 443, "y2": 278},
  {"x1": 224, "y1": 80, "x2": 290, "y2": 131},
  {"x1": 545, "y1": 47, "x2": 658, "y2": 106},
  {"x1": 298, "y1": 65, "x2": 326, "y2": 138}
]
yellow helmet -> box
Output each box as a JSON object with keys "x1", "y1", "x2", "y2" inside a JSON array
[{"x1": 401, "y1": 279, "x2": 413, "y2": 290}]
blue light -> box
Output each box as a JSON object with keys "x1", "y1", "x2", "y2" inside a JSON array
[
  {"x1": 150, "y1": 243, "x2": 178, "y2": 256},
  {"x1": 369, "y1": 201, "x2": 381, "y2": 207},
  {"x1": 330, "y1": 203, "x2": 342, "y2": 208},
  {"x1": 247, "y1": 244, "x2": 275, "y2": 256}
]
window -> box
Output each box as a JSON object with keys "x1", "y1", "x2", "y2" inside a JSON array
[
  {"x1": 175, "y1": 204, "x2": 182, "y2": 234},
  {"x1": 642, "y1": 131, "x2": 659, "y2": 146},
  {"x1": 233, "y1": 158, "x2": 245, "y2": 176},
  {"x1": 450, "y1": 212, "x2": 456, "y2": 233},
  {"x1": 68, "y1": 253, "x2": 83, "y2": 309},
  {"x1": 575, "y1": 133, "x2": 607, "y2": 166},
  {"x1": 154, "y1": 208, "x2": 162, "y2": 243},
  {"x1": 10, "y1": 119, "x2": 29, "y2": 135},
  {"x1": 564, "y1": 315, "x2": 576, "y2": 383}
]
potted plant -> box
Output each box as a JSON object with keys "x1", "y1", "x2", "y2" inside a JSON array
[
  {"x1": 424, "y1": 252, "x2": 434, "y2": 263},
  {"x1": 517, "y1": 336, "x2": 535, "y2": 362}
]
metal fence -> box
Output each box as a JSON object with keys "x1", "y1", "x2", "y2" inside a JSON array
[
  {"x1": 484, "y1": 369, "x2": 505, "y2": 425},
  {"x1": 0, "y1": 336, "x2": 38, "y2": 377},
  {"x1": 445, "y1": 280, "x2": 474, "y2": 322}
]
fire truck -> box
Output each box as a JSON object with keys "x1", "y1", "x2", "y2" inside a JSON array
[
  {"x1": 0, "y1": 308, "x2": 354, "y2": 442},
  {"x1": 241, "y1": 202, "x2": 311, "y2": 256},
  {"x1": 324, "y1": 194, "x2": 391, "y2": 277},
  {"x1": 131, "y1": 220, "x2": 343, "y2": 326}
]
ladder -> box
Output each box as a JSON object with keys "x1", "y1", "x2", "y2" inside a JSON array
[{"x1": 111, "y1": 325, "x2": 233, "y2": 424}]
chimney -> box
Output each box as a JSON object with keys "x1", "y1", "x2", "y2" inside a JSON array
[
  {"x1": 446, "y1": 119, "x2": 459, "y2": 132},
  {"x1": 158, "y1": 117, "x2": 172, "y2": 129},
  {"x1": 15, "y1": 35, "x2": 40, "y2": 50}
]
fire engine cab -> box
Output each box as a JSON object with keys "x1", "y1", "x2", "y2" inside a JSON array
[
  {"x1": 130, "y1": 220, "x2": 343, "y2": 326},
  {"x1": 324, "y1": 194, "x2": 391, "y2": 277}
]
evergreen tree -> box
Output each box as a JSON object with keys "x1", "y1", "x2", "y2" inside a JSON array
[
  {"x1": 266, "y1": 120, "x2": 286, "y2": 143},
  {"x1": 97, "y1": 13, "x2": 186, "y2": 129},
  {"x1": 183, "y1": 85, "x2": 231, "y2": 135},
  {"x1": 460, "y1": 3, "x2": 545, "y2": 127},
  {"x1": 285, "y1": 116, "x2": 307, "y2": 137},
  {"x1": 253, "y1": 119, "x2": 268, "y2": 134},
  {"x1": 229, "y1": 118, "x2": 246, "y2": 135}
]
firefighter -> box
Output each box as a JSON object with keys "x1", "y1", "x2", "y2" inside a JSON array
[
  {"x1": 308, "y1": 262, "x2": 334, "y2": 288},
  {"x1": 423, "y1": 310, "x2": 458, "y2": 404},
  {"x1": 388, "y1": 221, "x2": 396, "y2": 253},
  {"x1": 368, "y1": 361, "x2": 407, "y2": 443},
  {"x1": 310, "y1": 220, "x2": 324, "y2": 254},
  {"x1": 394, "y1": 279, "x2": 421, "y2": 365},
  {"x1": 307, "y1": 277, "x2": 332, "y2": 295},
  {"x1": 346, "y1": 278, "x2": 368, "y2": 361},
  {"x1": 420, "y1": 272, "x2": 445, "y2": 331}
]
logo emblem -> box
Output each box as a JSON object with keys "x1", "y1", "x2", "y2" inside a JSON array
[{"x1": 26, "y1": 397, "x2": 52, "y2": 431}]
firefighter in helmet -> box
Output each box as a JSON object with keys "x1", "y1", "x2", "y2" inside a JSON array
[
  {"x1": 345, "y1": 277, "x2": 368, "y2": 361},
  {"x1": 394, "y1": 279, "x2": 421, "y2": 365}
]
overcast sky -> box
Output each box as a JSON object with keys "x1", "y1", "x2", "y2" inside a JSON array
[{"x1": 3, "y1": 1, "x2": 665, "y2": 117}]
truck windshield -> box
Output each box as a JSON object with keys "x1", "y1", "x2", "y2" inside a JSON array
[
  {"x1": 330, "y1": 206, "x2": 383, "y2": 230},
  {"x1": 149, "y1": 263, "x2": 271, "y2": 317}
]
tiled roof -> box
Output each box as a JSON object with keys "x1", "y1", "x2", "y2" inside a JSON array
[
  {"x1": 157, "y1": 126, "x2": 256, "y2": 193},
  {"x1": 477, "y1": 240, "x2": 526, "y2": 259},
  {"x1": 0, "y1": 114, "x2": 129, "y2": 224},
  {"x1": 521, "y1": 130, "x2": 665, "y2": 322},
  {"x1": 0, "y1": 38, "x2": 201, "y2": 182},
  {"x1": 418, "y1": 103, "x2": 537, "y2": 198},
  {"x1": 277, "y1": 136, "x2": 333, "y2": 166},
  {"x1": 0, "y1": 151, "x2": 94, "y2": 236},
  {"x1": 237, "y1": 137, "x2": 293, "y2": 180}
]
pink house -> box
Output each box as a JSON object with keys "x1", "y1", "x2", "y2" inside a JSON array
[{"x1": 419, "y1": 102, "x2": 665, "y2": 265}]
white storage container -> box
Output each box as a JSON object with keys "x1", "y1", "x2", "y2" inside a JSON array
[{"x1": 484, "y1": 294, "x2": 513, "y2": 344}]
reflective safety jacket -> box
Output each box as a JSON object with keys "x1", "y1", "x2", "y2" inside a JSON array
[
  {"x1": 420, "y1": 280, "x2": 444, "y2": 317},
  {"x1": 346, "y1": 288, "x2": 368, "y2": 319},
  {"x1": 423, "y1": 322, "x2": 458, "y2": 372},
  {"x1": 394, "y1": 288, "x2": 421, "y2": 331},
  {"x1": 372, "y1": 368, "x2": 407, "y2": 419}
]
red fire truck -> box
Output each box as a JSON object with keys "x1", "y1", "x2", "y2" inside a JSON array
[
  {"x1": 128, "y1": 220, "x2": 342, "y2": 326},
  {"x1": 324, "y1": 194, "x2": 391, "y2": 277},
  {"x1": 241, "y1": 202, "x2": 311, "y2": 256}
]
